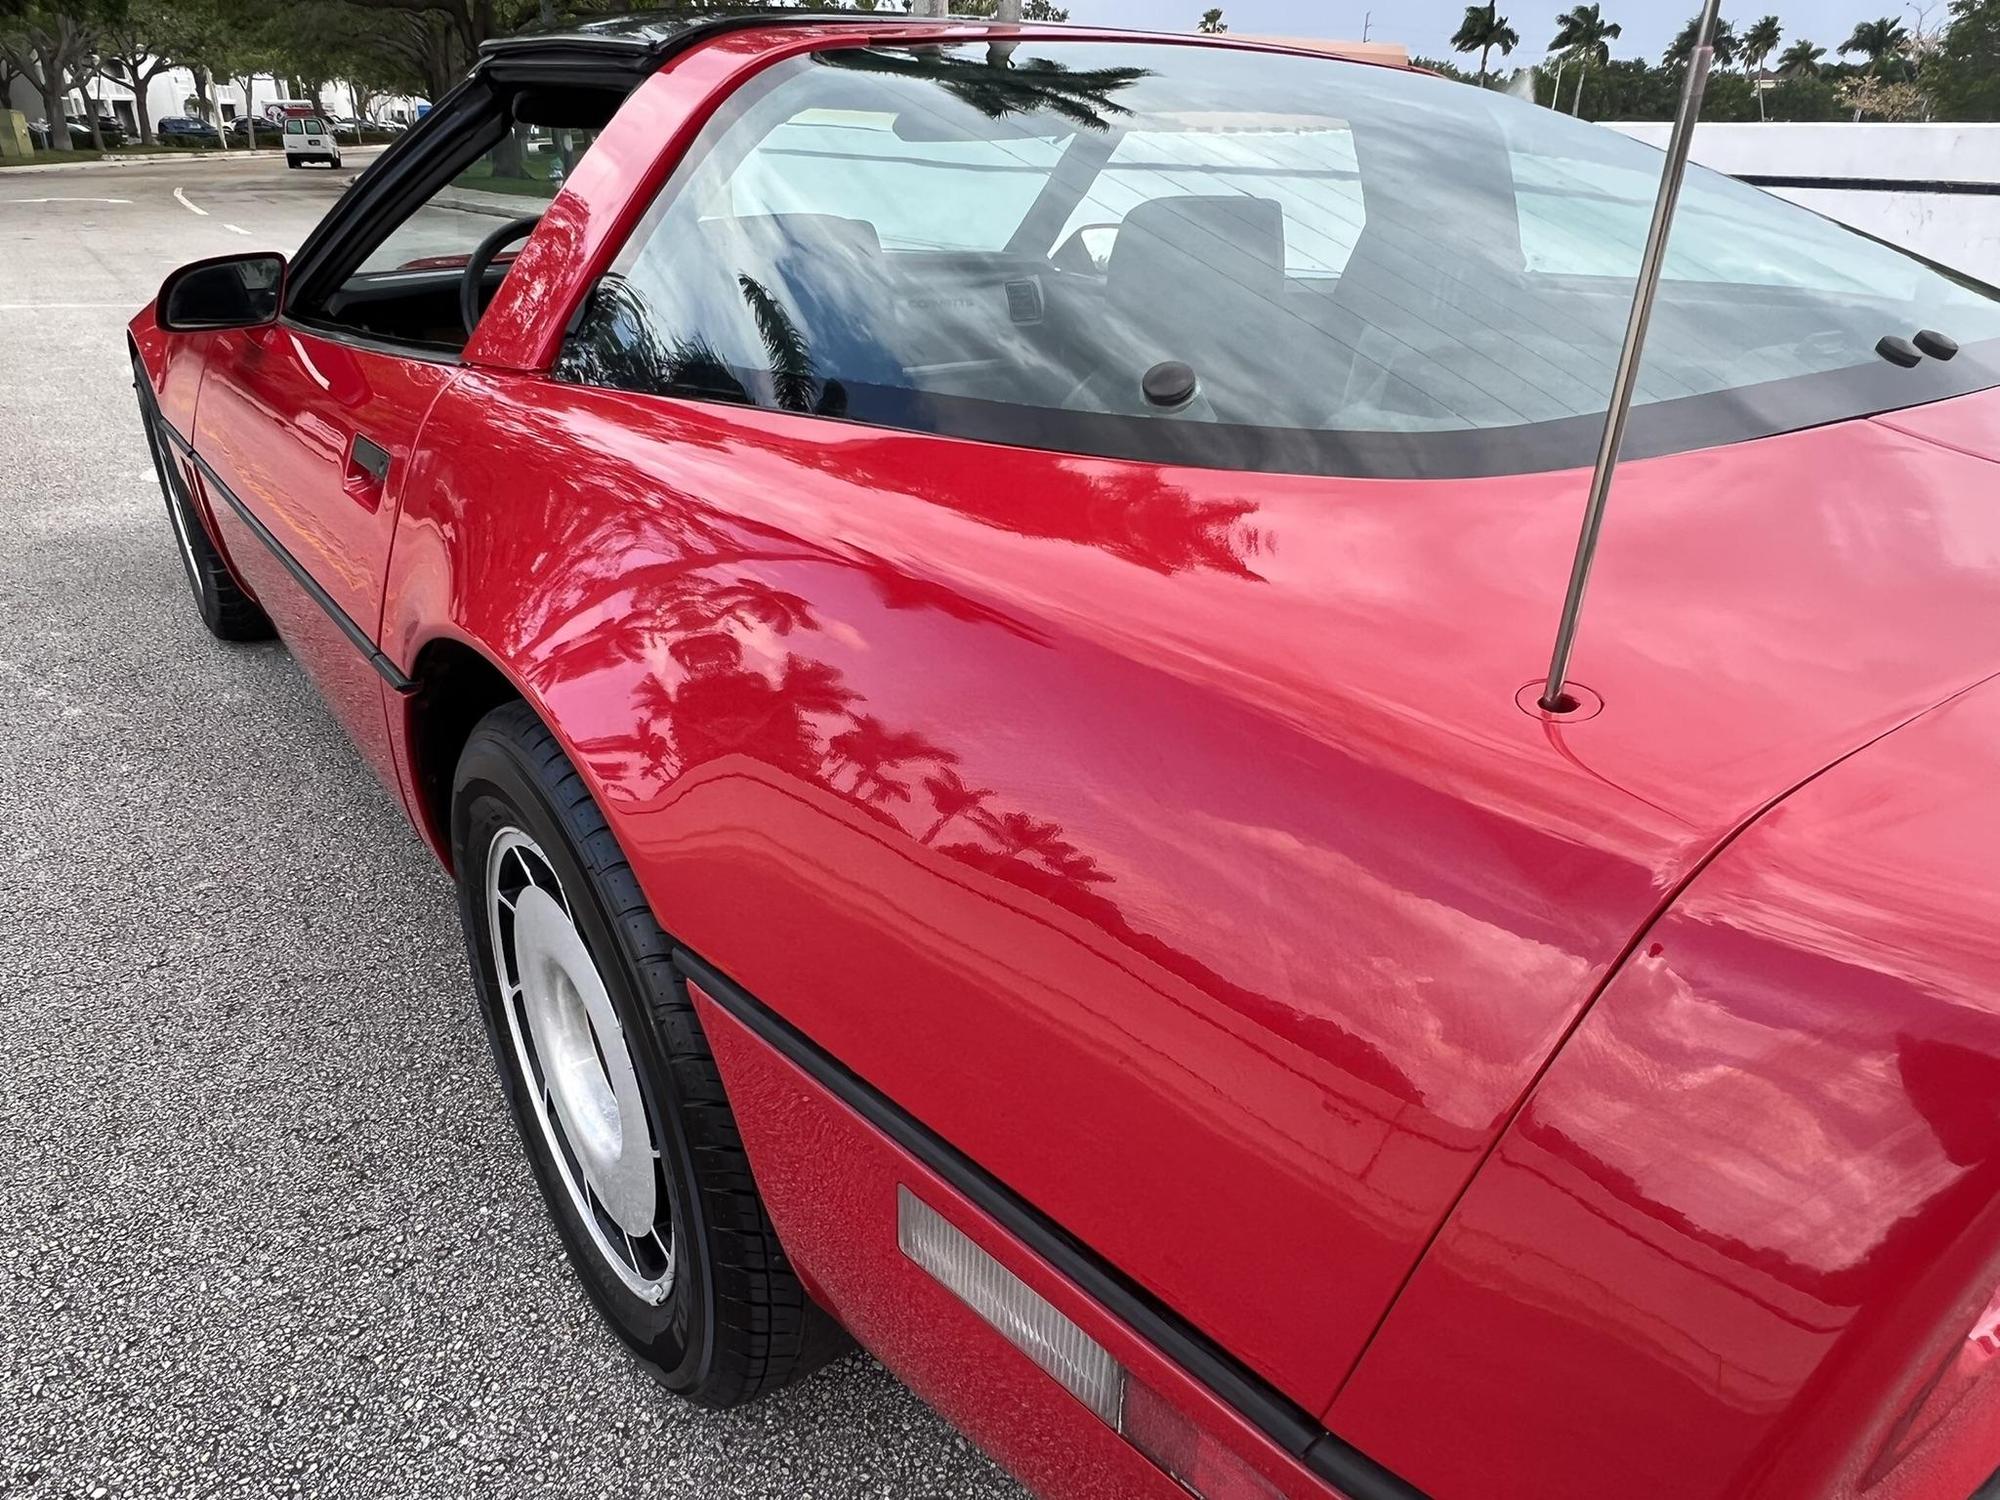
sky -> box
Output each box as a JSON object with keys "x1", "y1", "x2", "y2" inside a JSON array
[{"x1": 1046, "y1": 1, "x2": 1918, "y2": 66}]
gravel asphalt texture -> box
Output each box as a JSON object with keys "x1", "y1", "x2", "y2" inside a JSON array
[{"x1": 0, "y1": 153, "x2": 1022, "y2": 1500}]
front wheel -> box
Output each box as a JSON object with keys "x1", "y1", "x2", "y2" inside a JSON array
[{"x1": 451, "y1": 702, "x2": 848, "y2": 1405}]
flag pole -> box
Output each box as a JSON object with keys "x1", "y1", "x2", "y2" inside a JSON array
[{"x1": 1539, "y1": 0, "x2": 1722, "y2": 712}]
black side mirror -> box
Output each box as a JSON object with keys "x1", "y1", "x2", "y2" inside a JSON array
[{"x1": 158, "y1": 253, "x2": 287, "y2": 332}]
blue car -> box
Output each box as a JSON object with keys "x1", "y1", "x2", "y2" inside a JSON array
[{"x1": 157, "y1": 116, "x2": 222, "y2": 147}]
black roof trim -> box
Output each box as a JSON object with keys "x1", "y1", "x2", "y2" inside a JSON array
[{"x1": 477, "y1": 6, "x2": 956, "y2": 67}]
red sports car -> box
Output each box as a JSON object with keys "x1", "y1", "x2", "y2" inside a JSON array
[{"x1": 129, "y1": 11, "x2": 2000, "y2": 1499}]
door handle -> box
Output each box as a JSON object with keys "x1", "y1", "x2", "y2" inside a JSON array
[
  {"x1": 350, "y1": 434, "x2": 391, "y2": 484},
  {"x1": 345, "y1": 434, "x2": 391, "y2": 508}
]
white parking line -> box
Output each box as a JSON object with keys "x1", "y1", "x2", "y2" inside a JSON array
[
  {"x1": 2, "y1": 196, "x2": 133, "y2": 205},
  {"x1": 172, "y1": 186, "x2": 207, "y2": 216},
  {"x1": 224, "y1": 223, "x2": 251, "y2": 236}
]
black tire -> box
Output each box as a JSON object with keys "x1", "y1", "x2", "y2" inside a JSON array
[
  {"x1": 452, "y1": 701, "x2": 848, "y2": 1405},
  {"x1": 132, "y1": 352, "x2": 273, "y2": 642},
  {"x1": 285, "y1": 156, "x2": 299, "y2": 169}
]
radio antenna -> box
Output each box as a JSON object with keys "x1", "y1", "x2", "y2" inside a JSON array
[{"x1": 1539, "y1": 0, "x2": 1722, "y2": 713}]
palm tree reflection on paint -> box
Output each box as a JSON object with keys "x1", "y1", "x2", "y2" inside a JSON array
[{"x1": 815, "y1": 45, "x2": 1150, "y2": 133}]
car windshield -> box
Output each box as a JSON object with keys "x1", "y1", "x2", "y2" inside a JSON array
[{"x1": 563, "y1": 40, "x2": 2000, "y2": 478}]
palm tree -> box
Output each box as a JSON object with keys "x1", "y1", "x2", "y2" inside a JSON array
[
  {"x1": 975, "y1": 810, "x2": 1074, "y2": 868},
  {"x1": 1664, "y1": 14, "x2": 1741, "y2": 69},
  {"x1": 819, "y1": 46, "x2": 1150, "y2": 133},
  {"x1": 920, "y1": 769, "x2": 996, "y2": 845},
  {"x1": 736, "y1": 274, "x2": 822, "y2": 416},
  {"x1": 1742, "y1": 14, "x2": 1783, "y2": 119},
  {"x1": 1778, "y1": 38, "x2": 1826, "y2": 77},
  {"x1": 1452, "y1": 4, "x2": 1519, "y2": 85},
  {"x1": 1549, "y1": 4, "x2": 1622, "y2": 114},
  {"x1": 1197, "y1": 7, "x2": 1227, "y2": 33},
  {"x1": 1841, "y1": 17, "x2": 1911, "y2": 74},
  {"x1": 826, "y1": 715, "x2": 956, "y2": 805}
]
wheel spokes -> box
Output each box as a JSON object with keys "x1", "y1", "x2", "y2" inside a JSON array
[{"x1": 486, "y1": 826, "x2": 674, "y2": 1304}]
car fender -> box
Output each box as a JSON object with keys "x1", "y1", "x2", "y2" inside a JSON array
[{"x1": 1331, "y1": 672, "x2": 2000, "y2": 1500}]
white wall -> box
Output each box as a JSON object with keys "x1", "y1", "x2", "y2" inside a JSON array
[{"x1": 1607, "y1": 121, "x2": 2000, "y2": 281}]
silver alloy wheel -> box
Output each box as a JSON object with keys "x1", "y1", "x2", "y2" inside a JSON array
[{"x1": 486, "y1": 827, "x2": 674, "y2": 1304}]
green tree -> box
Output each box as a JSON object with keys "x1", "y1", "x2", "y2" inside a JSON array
[
  {"x1": 1550, "y1": 3, "x2": 1622, "y2": 114},
  {"x1": 1197, "y1": 6, "x2": 1226, "y2": 33},
  {"x1": 954, "y1": 0, "x2": 1071, "y2": 17},
  {"x1": 154, "y1": 0, "x2": 243, "y2": 147},
  {"x1": 1928, "y1": 0, "x2": 2000, "y2": 121},
  {"x1": 1451, "y1": 3, "x2": 1517, "y2": 83},
  {"x1": 1571, "y1": 54, "x2": 1679, "y2": 118},
  {"x1": 1778, "y1": 37, "x2": 1827, "y2": 75},
  {"x1": 1841, "y1": 16, "x2": 1912, "y2": 73},
  {"x1": 1766, "y1": 72, "x2": 1842, "y2": 118},
  {"x1": 1412, "y1": 54, "x2": 1477, "y2": 82},
  {"x1": 97, "y1": 0, "x2": 186, "y2": 143},
  {"x1": 0, "y1": 0, "x2": 99, "y2": 151}
]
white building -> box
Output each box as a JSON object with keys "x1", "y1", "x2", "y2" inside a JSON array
[{"x1": 6, "y1": 64, "x2": 425, "y2": 134}]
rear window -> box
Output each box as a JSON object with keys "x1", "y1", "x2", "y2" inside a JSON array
[{"x1": 557, "y1": 41, "x2": 2000, "y2": 479}]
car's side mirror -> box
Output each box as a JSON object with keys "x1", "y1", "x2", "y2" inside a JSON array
[
  {"x1": 1053, "y1": 223, "x2": 1121, "y2": 275},
  {"x1": 157, "y1": 253, "x2": 287, "y2": 332}
]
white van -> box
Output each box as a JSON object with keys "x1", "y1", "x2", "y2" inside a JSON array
[{"x1": 281, "y1": 113, "x2": 341, "y2": 170}]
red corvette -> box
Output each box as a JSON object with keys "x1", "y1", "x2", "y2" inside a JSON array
[{"x1": 129, "y1": 10, "x2": 2000, "y2": 1499}]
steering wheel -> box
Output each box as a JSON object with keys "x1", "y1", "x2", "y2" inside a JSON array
[{"x1": 460, "y1": 214, "x2": 543, "y2": 338}]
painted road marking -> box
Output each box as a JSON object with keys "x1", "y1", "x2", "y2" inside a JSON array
[
  {"x1": 172, "y1": 187, "x2": 207, "y2": 216},
  {"x1": 224, "y1": 223, "x2": 251, "y2": 236},
  {"x1": 2, "y1": 196, "x2": 133, "y2": 204},
  {"x1": 0, "y1": 302, "x2": 136, "y2": 310}
]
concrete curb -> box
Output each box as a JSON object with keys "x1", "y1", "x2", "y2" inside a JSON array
[
  {"x1": 431, "y1": 185, "x2": 555, "y2": 220},
  {"x1": 0, "y1": 144, "x2": 388, "y2": 174}
]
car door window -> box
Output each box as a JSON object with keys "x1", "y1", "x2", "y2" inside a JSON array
[
  {"x1": 356, "y1": 126, "x2": 604, "y2": 277},
  {"x1": 287, "y1": 81, "x2": 624, "y2": 353}
]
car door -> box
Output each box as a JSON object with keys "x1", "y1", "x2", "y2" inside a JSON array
[
  {"x1": 191, "y1": 306, "x2": 455, "y2": 796},
  {"x1": 185, "y1": 82, "x2": 608, "y2": 791}
]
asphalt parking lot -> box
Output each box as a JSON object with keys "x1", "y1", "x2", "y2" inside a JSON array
[{"x1": 0, "y1": 154, "x2": 1020, "y2": 1499}]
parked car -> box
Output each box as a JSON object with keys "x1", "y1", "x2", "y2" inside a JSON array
[
  {"x1": 28, "y1": 115, "x2": 125, "y2": 149},
  {"x1": 228, "y1": 115, "x2": 281, "y2": 145},
  {"x1": 157, "y1": 116, "x2": 223, "y2": 147},
  {"x1": 127, "y1": 11, "x2": 2000, "y2": 1500}
]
